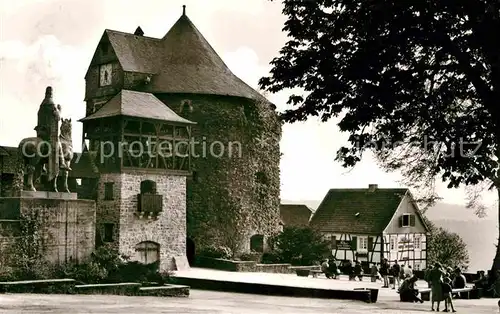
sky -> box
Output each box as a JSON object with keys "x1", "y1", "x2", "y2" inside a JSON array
[{"x1": 0, "y1": 0, "x2": 497, "y2": 209}]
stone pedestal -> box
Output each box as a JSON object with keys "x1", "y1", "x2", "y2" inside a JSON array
[
  {"x1": 0, "y1": 195, "x2": 96, "y2": 265},
  {"x1": 20, "y1": 191, "x2": 77, "y2": 200}
]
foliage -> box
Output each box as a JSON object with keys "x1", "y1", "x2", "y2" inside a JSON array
[
  {"x1": 237, "y1": 251, "x2": 262, "y2": 262},
  {"x1": 180, "y1": 94, "x2": 281, "y2": 253},
  {"x1": 260, "y1": 0, "x2": 500, "y2": 269},
  {"x1": 260, "y1": 251, "x2": 282, "y2": 264},
  {"x1": 54, "y1": 244, "x2": 170, "y2": 284},
  {"x1": 7, "y1": 208, "x2": 52, "y2": 280},
  {"x1": 425, "y1": 218, "x2": 470, "y2": 271},
  {"x1": 197, "y1": 245, "x2": 233, "y2": 260},
  {"x1": 268, "y1": 226, "x2": 330, "y2": 266}
]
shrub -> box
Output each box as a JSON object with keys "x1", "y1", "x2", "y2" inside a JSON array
[
  {"x1": 268, "y1": 226, "x2": 330, "y2": 266},
  {"x1": 198, "y1": 245, "x2": 232, "y2": 259},
  {"x1": 260, "y1": 252, "x2": 281, "y2": 264},
  {"x1": 238, "y1": 251, "x2": 262, "y2": 262}
]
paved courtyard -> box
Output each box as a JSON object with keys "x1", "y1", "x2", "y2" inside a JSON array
[{"x1": 0, "y1": 290, "x2": 497, "y2": 313}]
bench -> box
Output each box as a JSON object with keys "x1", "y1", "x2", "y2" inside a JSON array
[
  {"x1": 453, "y1": 287, "x2": 474, "y2": 299},
  {"x1": 418, "y1": 287, "x2": 476, "y2": 301},
  {"x1": 310, "y1": 270, "x2": 323, "y2": 278}
]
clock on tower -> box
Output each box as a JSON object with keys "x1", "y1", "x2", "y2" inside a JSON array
[{"x1": 99, "y1": 63, "x2": 112, "y2": 86}]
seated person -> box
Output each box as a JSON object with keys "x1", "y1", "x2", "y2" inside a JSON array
[
  {"x1": 328, "y1": 259, "x2": 339, "y2": 279},
  {"x1": 399, "y1": 275, "x2": 424, "y2": 303},
  {"x1": 321, "y1": 259, "x2": 333, "y2": 278}
]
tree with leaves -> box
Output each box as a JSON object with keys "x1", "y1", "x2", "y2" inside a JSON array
[
  {"x1": 425, "y1": 219, "x2": 470, "y2": 270},
  {"x1": 269, "y1": 226, "x2": 330, "y2": 265},
  {"x1": 260, "y1": 1, "x2": 500, "y2": 271}
]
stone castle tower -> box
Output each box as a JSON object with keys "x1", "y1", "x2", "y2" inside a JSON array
[{"x1": 81, "y1": 6, "x2": 281, "y2": 266}]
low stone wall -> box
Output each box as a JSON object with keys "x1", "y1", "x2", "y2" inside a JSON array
[
  {"x1": 288, "y1": 265, "x2": 321, "y2": 273},
  {"x1": 0, "y1": 279, "x2": 191, "y2": 297},
  {"x1": 195, "y1": 257, "x2": 257, "y2": 272},
  {"x1": 139, "y1": 285, "x2": 189, "y2": 297},
  {"x1": 196, "y1": 257, "x2": 321, "y2": 274},
  {"x1": 75, "y1": 283, "x2": 141, "y2": 295},
  {"x1": 255, "y1": 263, "x2": 291, "y2": 273},
  {"x1": 0, "y1": 279, "x2": 76, "y2": 294}
]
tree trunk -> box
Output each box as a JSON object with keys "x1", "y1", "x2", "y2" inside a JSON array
[{"x1": 492, "y1": 187, "x2": 500, "y2": 272}]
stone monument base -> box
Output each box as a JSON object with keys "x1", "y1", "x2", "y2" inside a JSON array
[
  {"x1": 20, "y1": 190, "x2": 77, "y2": 200},
  {"x1": 0, "y1": 195, "x2": 96, "y2": 266}
]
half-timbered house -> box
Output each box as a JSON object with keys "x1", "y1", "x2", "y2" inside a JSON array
[{"x1": 310, "y1": 184, "x2": 430, "y2": 271}]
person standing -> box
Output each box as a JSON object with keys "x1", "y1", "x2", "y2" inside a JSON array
[
  {"x1": 370, "y1": 263, "x2": 379, "y2": 282},
  {"x1": 442, "y1": 277, "x2": 456, "y2": 312},
  {"x1": 380, "y1": 258, "x2": 390, "y2": 288},
  {"x1": 430, "y1": 262, "x2": 446, "y2": 312},
  {"x1": 354, "y1": 260, "x2": 363, "y2": 281},
  {"x1": 392, "y1": 260, "x2": 401, "y2": 289}
]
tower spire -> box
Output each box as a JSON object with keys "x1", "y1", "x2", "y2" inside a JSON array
[{"x1": 182, "y1": 5, "x2": 186, "y2": 16}]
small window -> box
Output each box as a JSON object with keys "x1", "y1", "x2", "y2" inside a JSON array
[
  {"x1": 104, "y1": 182, "x2": 114, "y2": 200},
  {"x1": 414, "y1": 236, "x2": 421, "y2": 249},
  {"x1": 401, "y1": 214, "x2": 410, "y2": 227},
  {"x1": 390, "y1": 237, "x2": 396, "y2": 250},
  {"x1": 101, "y1": 42, "x2": 109, "y2": 55},
  {"x1": 103, "y1": 223, "x2": 114, "y2": 242},
  {"x1": 358, "y1": 236, "x2": 368, "y2": 250},
  {"x1": 76, "y1": 178, "x2": 82, "y2": 186}
]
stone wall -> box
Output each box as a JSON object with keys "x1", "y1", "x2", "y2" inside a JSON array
[
  {"x1": 96, "y1": 172, "x2": 187, "y2": 271},
  {"x1": 155, "y1": 93, "x2": 281, "y2": 256},
  {"x1": 0, "y1": 196, "x2": 96, "y2": 265}
]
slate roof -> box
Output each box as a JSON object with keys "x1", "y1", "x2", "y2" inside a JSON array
[
  {"x1": 310, "y1": 188, "x2": 409, "y2": 234},
  {"x1": 79, "y1": 90, "x2": 195, "y2": 124},
  {"x1": 99, "y1": 11, "x2": 268, "y2": 102},
  {"x1": 280, "y1": 204, "x2": 313, "y2": 227}
]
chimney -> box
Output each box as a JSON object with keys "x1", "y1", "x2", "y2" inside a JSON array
[
  {"x1": 368, "y1": 184, "x2": 378, "y2": 192},
  {"x1": 134, "y1": 26, "x2": 144, "y2": 36}
]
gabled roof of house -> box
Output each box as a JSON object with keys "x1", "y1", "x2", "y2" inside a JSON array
[
  {"x1": 79, "y1": 90, "x2": 195, "y2": 124},
  {"x1": 310, "y1": 187, "x2": 409, "y2": 234},
  {"x1": 280, "y1": 204, "x2": 313, "y2": 227},
  {"x1": 93, "y1": 10, "x2": 269, "y2": 103}
]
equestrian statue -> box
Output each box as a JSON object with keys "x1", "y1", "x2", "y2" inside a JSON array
[{"x1": 16, "y1": 86, "x2": 74, "y2": 193}]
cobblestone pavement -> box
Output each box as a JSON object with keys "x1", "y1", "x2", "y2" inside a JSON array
[{"x1": 0, "y1": 290, "x2": 497, "y2": 314}]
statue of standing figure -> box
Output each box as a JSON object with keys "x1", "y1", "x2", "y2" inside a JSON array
[{"x1": 17, "y1": 86, "x2": 73, "y2": 192}]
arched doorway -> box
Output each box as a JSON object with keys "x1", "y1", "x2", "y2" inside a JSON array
[
  {"x1": 135, "y1": 241, "x2": 160, "y2": 266},
  {"x1": 186, "y1": 238, "x2": 195, "y2": 266},
  {"x1": 250, "y1": 234, "x2": 264, "y2": 252}
]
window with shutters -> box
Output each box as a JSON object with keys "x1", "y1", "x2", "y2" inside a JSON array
[
  {"x1": 400, "y1": 214, "x2": 416, "y2": 227},
  {"x1": 358, "y1": 236, "x2": 368, "y2": 251}
]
